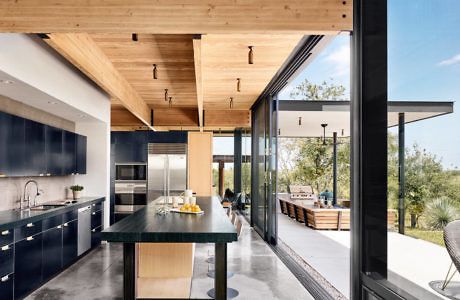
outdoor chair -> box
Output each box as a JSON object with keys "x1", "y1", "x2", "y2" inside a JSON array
[{"x1": 441, "y1": 220, "x2": 460, "y2": 290}]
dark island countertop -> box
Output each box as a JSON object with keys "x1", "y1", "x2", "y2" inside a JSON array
[
  {"x1": 102, "y1": 196, "x2": 237, "y2": 243},
  {"x1": 0, "y1": 196, "x2": 105, "y2": 231}
]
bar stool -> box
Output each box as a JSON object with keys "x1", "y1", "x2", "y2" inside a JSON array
[{"x1": 206, "y1": 219, "x2": 243, "y2": 299}]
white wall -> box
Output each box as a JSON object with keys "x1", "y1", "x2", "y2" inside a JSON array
[
  {"x1": 75, "y1": 122, "x2": 111, "y2": 228},
  {"x1": 0, "y1": 34, "x2": 109, "y2": 123}
]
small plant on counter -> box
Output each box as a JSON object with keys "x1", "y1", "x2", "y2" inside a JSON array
[{"x1": 70, "y1": 185, "x2": 84, "y2": 200}]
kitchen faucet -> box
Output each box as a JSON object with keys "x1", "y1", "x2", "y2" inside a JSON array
[{"x1": 21, "y1": 180, "x2": 41, "y2": 210}]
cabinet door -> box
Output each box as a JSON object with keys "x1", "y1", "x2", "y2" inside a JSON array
[
  {"x1": 91, "y1": 225, "x2": 102, "y2": 248},
  {"x1": 45, "y1": 125, "x2": 63, "y2": 175},
  {"x1": 76, "y1": 134, "x2": 87, "y2": 174},
  {"x1": 24, "y1": 119, "x2": 46, "y2": 176},
  {"x1": 0, "y1": 111, "x2": 10, "y2": 176},
  {"x1": 63, "y1": 131, "x2": 76, "y2": 175},
  {"x1": 7, "y1": 114, "x2": 26, "y2": 177},
  {"x1": 42, "y1": 226, "x2": 63, "y2": 282},
  {"x1": 14, "y1": 233, "x2": 43, "y2": 299},
  {"x1": 0, "y1": 273, "x2": 13, "y2": 300},
  {"x1": 62, "y1": 219, "x2": 78, "y2": 267}
]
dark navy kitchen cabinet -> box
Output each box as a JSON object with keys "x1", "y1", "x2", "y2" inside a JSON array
[
  {"x1": 63, "y1": 131, "x2": 76, "y2": 174},
  {"x1": 0, "y1": 242, "x2": 14, "y2": 279},
  {"x1": 45, "y1": 125, "x2": 63, "y2": 175},
  {"x1": 0, "y1": 111, "x2": 11, "y2": 176},
  {"x1": 62, "y1": 219, "x2": 78, "y2": 267},
  {"x1": 14, "y1": 233, "x2": 43, "y2": 300},
  {"x1": 42, "y1": 215, "x2": 63, "y2": 282},
  {"x1": 24, "y1": 119, "x2": 46, "y2": 176},
  {"x1": 7, "y1": 114, "x2": 26, "y2": 177},
  {"x1": 76, "y1": 134, "x2": 87, "y2": 174},
  {"x1": 0, "y1": 273, "x2": 13, "y2": 300}
]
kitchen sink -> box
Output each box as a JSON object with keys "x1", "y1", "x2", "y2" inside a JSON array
[{"x1": 29, "y1": 204, "x2": 67, "y2": 211}]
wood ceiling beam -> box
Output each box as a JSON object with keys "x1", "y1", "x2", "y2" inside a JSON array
[
  {"x1": 0, "y1": 1, "x2": 352, "y2": 34},
  {"x1": 44, "y1": 33, "x2": 152, "y2": 128},
  {"x1": 204, "y1": 110, "x2": 251, "y2": 127},
  {"x1": 112, "y1": 107, "x2": 199, "y2": 127},
  {"x1": 192, "y1": 36, "x2": 204, "y2": 130}
]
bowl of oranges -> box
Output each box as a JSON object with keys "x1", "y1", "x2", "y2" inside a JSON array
[{"x1": 171, "y1": 203, "x2": 203, "y2": 214}]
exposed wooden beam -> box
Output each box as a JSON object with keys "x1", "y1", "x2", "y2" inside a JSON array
[
  {"x1": 0, "y1": 1, "x2": 352, "y2": 34},
  {"x1": 193, "y1": 36, "x2": 204, "y2": 130},
  {"x1": 205, "y1": 110, "x2": 251, "y2": 127},
  {"x1": 45, "y1": 33, "x2": 152, "y2": 127},
  {"x1": 111, "y1": 108, "x2": 144, "y2": 126},
  {"x1": 153, "y1": 108, "x2": 198, "y2": 126}
]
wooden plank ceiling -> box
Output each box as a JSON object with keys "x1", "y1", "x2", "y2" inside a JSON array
[{"x1": 94, "y1": 33, "x2": 302, "y2": 130}]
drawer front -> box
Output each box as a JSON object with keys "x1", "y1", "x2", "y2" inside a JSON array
[
  {"x1": 91, "y1": 202, "x2": 102, "y2": 212},
  {"x1": 14, "y1": 220, "x2": 42, "y2": 241},
  {"x1": 63, "y1": 209, "x2": 78, "y2": 223},
  {"x1": 42, "y1": 214, "x2": 63, "y2": 231},
  {"x1": 91, "y1": 225, "x2": 102, "y2": 248},
  {"x1": 0, "y1": 243, "x2": 13, "y2": 276},
  {"x1": 0, "y1": 273, "x2": 13, "y2": 300},
  {"x1": 91, "y1": 210, "x2": 102, "y2": 229},
  {"x1": 0, "y1": 229, "x2": 13, "y2": 248}
]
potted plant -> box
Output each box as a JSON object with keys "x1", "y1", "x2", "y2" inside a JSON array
[{"x1": 70, "y1": 185, "x2": 84, "y2": 200}]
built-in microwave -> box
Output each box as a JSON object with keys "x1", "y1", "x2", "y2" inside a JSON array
[{"x1": 115, "y1": 163, "x2": 147, "y2": 181}]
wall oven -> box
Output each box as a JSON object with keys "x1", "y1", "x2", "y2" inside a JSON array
[
  {"x1": 115, "y1": 163, "x2": 147, "y2": 181},
  {"x1": 114, "y1": 182, "x2": 147, "y2": 222}
]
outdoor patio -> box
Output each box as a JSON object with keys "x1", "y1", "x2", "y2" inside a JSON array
[{"x1": 278, "y1": 212, "x2": 459, "y2": 300}]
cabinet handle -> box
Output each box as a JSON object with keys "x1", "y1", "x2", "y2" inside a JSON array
[
  {"x1": 46, "y1": 173, "x2": 51, "y2": 176},
  {"x1": 1, "y1": 245, "x2": 9, "y2": 251},
  {"x1": 92, "y1": 212, "x2": 96, "y2": 215},
  {"x1": 0, "y1": 174, "x2": 5, "y2": 178},
  {"x1": 26, "y1": 223, "x2": 34, "y2": 227},
  {"x1": 63, "y1": 223, "x2": 68, "y2": 227},
  {"x1": 1, "y1": 275, "x2": 9, "y2": 282},
  {"x1": 91, "y1": 229, "x2": 96, "y2": 232},
  {"x1": 57, "y1": 225, "x2": 62, "y2": 229},
  {"x1": 26, "y1": 236, "x2": 34, "y2": 241},
  {"x1": 39, "y1": 173, "x2": 44, "y2": 177},
  {"x1": 1, "y1": 230, "x2": 9, "y2": 235}
]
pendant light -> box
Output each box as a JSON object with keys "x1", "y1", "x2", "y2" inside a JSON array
[
  {"x1": 229, "y1": 97, "x2": 234, "y2": 109},
  {"x1": 132, "y1": 34, "x2": 138, "y2": 41},
  {"x1": 168, "y1": 96, "x2": 172, "y2": 108},
  {"x1": 237, "y1": 78, "x2": 241, "y2": 92},
  {"x1": 164, "y1": 89, "x2": 168, "y2": 101},
  {"x1": 153, "y1": 64, "x2": 158, "y2": 79},
  {"x1": 248, "y1": 46, "x2": 254, "y2": 64}
]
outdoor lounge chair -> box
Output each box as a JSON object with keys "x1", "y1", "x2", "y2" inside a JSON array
[{"x1": 440, "y1": 220, "x2": 460, "y2": 290}]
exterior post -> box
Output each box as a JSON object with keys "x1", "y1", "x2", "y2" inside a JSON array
[
  {"x1": 333, "y1": 132, "x2": 338, "y2": 206},
  {"x1": 398, "y1": 113, "x2": 405, "y2": 234},
  {"x1": 219, "y1": 161, "x2": 225, "y2": 199},
  {"x1": 234, "y1": 129, "x2": 242, "y2": 195}
]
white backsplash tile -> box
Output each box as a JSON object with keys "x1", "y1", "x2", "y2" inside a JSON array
[{"x1": 0, "y1": 176, "x2": 75, "y2": 211}]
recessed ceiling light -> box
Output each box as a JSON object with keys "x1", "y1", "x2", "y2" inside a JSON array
[
  {"x1": 0, "y1": 79, "x2": 14, "y2": 84},
  {"x1": 47, "y1": 101, "x2": 58, "y2": 105}
]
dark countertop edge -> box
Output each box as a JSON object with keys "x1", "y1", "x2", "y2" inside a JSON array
[
  {"x1": 101, "y1": 232, "x2": 238, "y2": 244},
  {"x1": 0, "y1": 197, "x2": 105, "y2": 231}
]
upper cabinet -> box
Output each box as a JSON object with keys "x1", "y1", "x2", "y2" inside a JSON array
[{"x1": 0, "y1": 111, "x2": 87, "y2": 177}]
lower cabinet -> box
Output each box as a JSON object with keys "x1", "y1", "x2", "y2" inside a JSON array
[
  {"x1": 91, "y1": 225, "x2": 102, "y2": 248},
  {"x1": 42, "y1": 226, "x2": 63, "y2": 282},
  {"x1": 14, "y1": 233, "x2": 43, "y2": 300},
  {"x1": 62, "y1": 219, "x2": 78, "y2": 267},
  {"x1": 0, "y1": 273, "x2": 14, "y2": 300}
]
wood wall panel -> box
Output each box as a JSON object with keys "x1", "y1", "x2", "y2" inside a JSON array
[
  {"x1": 187, "y1": 132, "x2": 213, "y2": 196},
  {"x1": 205, "y1": 110, "x2": 251, "y2": 127}
]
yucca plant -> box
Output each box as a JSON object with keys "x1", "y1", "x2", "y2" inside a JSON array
[{"x1": 423, "y1": 197, "x2": 459, "y2": 230}]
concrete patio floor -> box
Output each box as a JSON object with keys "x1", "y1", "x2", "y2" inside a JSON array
[{"x1": 278, "y1": 213, "x2": 457, "y2": 300}]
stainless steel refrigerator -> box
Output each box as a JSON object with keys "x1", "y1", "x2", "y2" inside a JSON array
[{"x1": 147, "y1": 143, "x2": 187, "y2": 202}]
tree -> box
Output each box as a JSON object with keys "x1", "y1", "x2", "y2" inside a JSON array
[{"x1": 290, "y1": 78, "x2": 348, "y2": 100}]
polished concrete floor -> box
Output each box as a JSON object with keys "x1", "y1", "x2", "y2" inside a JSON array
[{"x1": 27, "y1": 217, "x2": 313, "y2": 300}]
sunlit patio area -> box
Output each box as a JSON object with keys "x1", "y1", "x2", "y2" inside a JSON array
[{"x1": 278, "y1": 212, "x2": 458, "y2": 299}]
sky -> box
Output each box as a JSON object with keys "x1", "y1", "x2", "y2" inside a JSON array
[{"x1": 279, "y1": 0, "x2": 460, "y2": 169}]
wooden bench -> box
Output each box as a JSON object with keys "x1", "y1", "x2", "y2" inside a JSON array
[
  {"x1": 287, "y1": 202, "x2": 296, "y2": 219},
  {"x1": 305, "y1": 208, "x2": 350, "y2": 230},
  {"x1": 279, "y1": 199, "x2": 289, "y2": 215}
]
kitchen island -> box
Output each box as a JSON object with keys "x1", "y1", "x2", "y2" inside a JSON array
[{"x1": 101, "y1": 196, "x2": 237, "y2": 300}]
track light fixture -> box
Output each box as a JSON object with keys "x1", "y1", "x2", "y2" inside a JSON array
[
  {"x1": 164, "y1": 89, "x2": 168, "y2": 101},
  {"x1": 230, "y1": 97, "x2": 234, "y2": 109},
  {"x1": 132, "y1": 34, "x2": 138, "y2": 41},
  {"x1": 153, "y1": 64, "x2": 158, "y2": 79},
  {"x1": 237, "y1": 78, "x2": 241, "y2": 92},
  {"x1": 168, "y1": 96, "x2": 172, "y2": 108},
  {"x1": 248, "y1": 46, "x2": 254, "y2": 64}
]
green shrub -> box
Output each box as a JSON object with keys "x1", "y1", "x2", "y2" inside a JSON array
[
  {"x1": 70, "y1": 185, "x2": 84, "y2": 191},
  {"x1": 423, "y1": 197, "x2": 459, "y2": 230}
]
